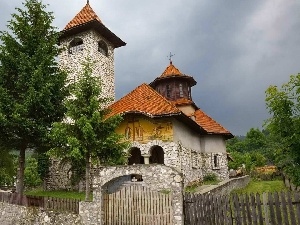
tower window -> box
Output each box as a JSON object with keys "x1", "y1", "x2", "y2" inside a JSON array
[
  {"x1": 179, "y1": 83, "x2": 183, "y2": 97},
  {"x1": 98, "y1": 40, "x2": 108, "y2": 56},
  {"x1": 166, "y1": 85, "x2": 171, "y2": 98},
  {"x1": 69, "y1": 38, "x2": 83, "y2": 54}
]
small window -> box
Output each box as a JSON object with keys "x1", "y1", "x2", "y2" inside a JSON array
[
  {"x1": 69, "y1": 38, "x2": 83, "y2": 54},
  {"x1": 179, "y1": 83, "x2": 183, "y2": 97},
  {"x1": 212, "y1": 154, "x2": 220, "y2": 169},
  {"x1": 166, "y1": 85, "x2": 171, "y2": 98},
  {"x1": 98, "y1": 40, "x2": 108, "y2": 56}
]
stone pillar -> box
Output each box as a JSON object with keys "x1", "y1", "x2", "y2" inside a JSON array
[{"x1": 143, "y1": 154, "x2": 151, "y2": 164}]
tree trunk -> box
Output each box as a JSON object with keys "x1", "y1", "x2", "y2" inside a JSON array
[
  {"x1": 16, "y1": 145, "x2": 26, "y2": 194},
  {"x1": 85, "y1": 151, "x2": 91, "y2": 201}
]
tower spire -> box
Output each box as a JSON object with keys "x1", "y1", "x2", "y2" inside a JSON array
[{"x1": 87, "y1": 0, "x2": 89, "y2": 4}]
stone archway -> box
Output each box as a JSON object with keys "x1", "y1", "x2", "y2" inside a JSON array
[
  {"x1": 150, "y1": 145, "x2": 164, "y2": 164},
  {"x1": 128, "y1": 147, "x2": 144, "y2": 165},
  {"x1": 80, "y1": 164, "x2": 184, "y2": 225}
]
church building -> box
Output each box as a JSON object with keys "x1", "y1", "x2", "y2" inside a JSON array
[{"x1": 48, "y1": 2, "x2": 233, "y2": 189}]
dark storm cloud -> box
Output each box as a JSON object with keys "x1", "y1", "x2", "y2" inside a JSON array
[{"x1": 1, "y1": 0, "x2": 300, "y2": 135}]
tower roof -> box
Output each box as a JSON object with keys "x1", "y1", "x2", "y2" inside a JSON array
[
  {"x1": 59, "y1": 3, "x2": 126, "y2": 48},
  {"x1": 150, "y1": 62, "x2": 197, "y2": 87},
  {"x1": 63, "y1": 3, "x2": 102, "y2": 30}
]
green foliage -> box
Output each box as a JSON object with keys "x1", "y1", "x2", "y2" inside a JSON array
[
  {"x1": 265, "y1": 73, "x2": 300, "y2": 186},
  {"x1": 24, "y1": 157, "x2": 42, "y2": 188},
  {"x1": 228, "y1": 151, "x2": 266, "y2": 173},
  {"x1": 0, "y1": 149, "x2": 17, "y2": 186},
  {"x1": 25, "y1": 188, "x2": 88, "y2": 200},
  {"x1": 49, "y1": 59, "x2": 128, "y2": 200},
  {"x1": 0, "y1": 0, "x2": 68, "y2": 193},
  {"x1": 37, "y1": 153, "x2": 50, "y2": 181},
  {"x1": 203, "y1": 173, "x2": 218, "y2": 183},
  {"x1": 232, "y1": 180, "x2": 288, "y2": 194}
]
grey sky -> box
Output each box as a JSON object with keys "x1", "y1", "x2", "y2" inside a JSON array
[{"x1": 1, "y1": 0, "x2": 300, "y2": 135}]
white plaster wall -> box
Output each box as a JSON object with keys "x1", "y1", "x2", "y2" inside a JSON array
[
  {"x1": 172, "y1": 119, "x2": 201, "y2": 152},
  {"x1": 200, "y1": 135, "x2": 226, "y2": 153},
  {"x1": 176, "y1": 105, "x2": 196, "y2": 116},
  {"x1": 59, "y1": 30, "x2": 115, "y2": 102}
]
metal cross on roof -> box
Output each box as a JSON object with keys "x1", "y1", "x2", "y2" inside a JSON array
[{"x1": 168, "y1": 52, "x2": 175, "y2": 64}]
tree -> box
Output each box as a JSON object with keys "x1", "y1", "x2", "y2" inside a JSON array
[
  {"x1": 0, "y1": 149, "x2": 16, "y2": 186},
  {"x1": 49, "y1": 60, "x2": 127, "y2": 201},
  {"x1": 0, "y1": 0, "x2": 68, "y2": 194},
  {"x1": 265, "y1": 73, "x2": 300, "y2": 185}
]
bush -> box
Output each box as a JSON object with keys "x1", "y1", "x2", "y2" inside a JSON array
[
  {"x1": 24, "y1": 157, "x2": 42, "y2": 188},
  {"x1": 203, "y1": 173, "x2": 219, "y2": 184}
]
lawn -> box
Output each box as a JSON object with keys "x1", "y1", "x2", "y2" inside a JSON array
[
  {"x1": 25, "y1": 188, "x2": 87, "y2": 200},
  {"x1": 232, "y1": 179, "x2": 288, "y2": 194}
]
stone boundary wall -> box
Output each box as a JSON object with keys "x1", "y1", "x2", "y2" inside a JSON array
[
  {"x1": 81, "y1": 164, "x2": 184, "y2": 225},
  {"x1": 0, "y1": 202, "x2": 82, "y2": 225},
  {"x1": 198, "y1": 175, "x2": 250, "y2": 196}
]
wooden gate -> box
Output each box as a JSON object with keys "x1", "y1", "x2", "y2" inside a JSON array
[
  {"x1": 103, "y1": 185, "x2": 173, "y2": 225},
  {"x1": 184, "y1": 191, "x2": 300, "y2": 225}
]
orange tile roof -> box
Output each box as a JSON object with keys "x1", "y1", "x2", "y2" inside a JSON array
[
  {"x1": 108, "y1": 83, "x2": 181, "y2": 118},
  {"x1": 194, "y1": 109, "x2": 232, "y2": 135},
  {"x1": 160, "y1": 62, "x2": 183, "y2": 78},
  {"x1": 171, "y1": 98, "x2": 195, "y2": 106},
  {"x1": 150, "y1": 62, "x2": 197, "y2": 87},
  {"x1": 64, "y1": 3, "x2": 102, "y2": 31}
]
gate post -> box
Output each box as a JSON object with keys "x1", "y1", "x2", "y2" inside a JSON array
[{"x1": 79, "y1": 187, "x2": 102, "y2": 224}]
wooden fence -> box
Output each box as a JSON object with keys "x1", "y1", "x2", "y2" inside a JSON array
[
  {"x1": 185, "y1": 191, "x2": 300, "y2": 225},
  {"x1": 0, "y1": 192, "x2": 79, "y2": 213},
  {"x1": 103, "y1": 185, "x2": 173, "y2": 225}
]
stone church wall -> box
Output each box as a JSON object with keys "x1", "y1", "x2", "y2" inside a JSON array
[
  {"x1": 0, "y1": 202, "x2": 82, "y2": 225},
  {"x1": 59, "y1": 30, "x2": 115, "y2": 102}
]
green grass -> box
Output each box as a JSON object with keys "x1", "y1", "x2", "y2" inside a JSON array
[
  {"x1": 25, "y1": 188, "x2": 87, "y2": 200},
  {"x1": 232, "y1": 180, "x2": 288, "y2": 194}
]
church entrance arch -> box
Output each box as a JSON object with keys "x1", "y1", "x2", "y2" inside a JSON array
[
  {"x1": 128, "y1": 147, "x2": 144, "y2": 165},
  {"x1": 150, "y1": 145, "x2": 164, "y2": 164},
  {"x1": 90, "y1": 164, "x2": 183, "y2": 225}
]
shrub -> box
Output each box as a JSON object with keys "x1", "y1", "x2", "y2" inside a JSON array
[
  {"x1": 203, "y1": 173, "x2": 218, "y2": 182},
  {"x1": 24, "y1": 157, "x2": 42, "y2": 188}
]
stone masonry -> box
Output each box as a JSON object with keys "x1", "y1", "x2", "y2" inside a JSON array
[
  {"x1": 80, "y1": 164, "x2": 184, "y2": 225},
  {"x1": 59, "y1": 30, "x2": 115, "y2": 102}
]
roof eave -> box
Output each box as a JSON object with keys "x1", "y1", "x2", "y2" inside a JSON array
[
  {"x1": 59, "y1": 19, "x2": 126, "y2": 48},
  {"x1": 150, "y1": 75, "x2": 197, "y2": 87}
]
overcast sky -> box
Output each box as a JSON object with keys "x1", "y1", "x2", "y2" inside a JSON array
[{"x1": 1, "y1": 0, "x2": 300, "y2": 135}]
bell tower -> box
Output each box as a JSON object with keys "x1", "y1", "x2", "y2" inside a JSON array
[{"x1": 58, "y1": 2, "x2": 126, "y2": 101}]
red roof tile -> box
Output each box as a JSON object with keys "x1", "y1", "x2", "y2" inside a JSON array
[
  {"x1": 160, "y1": 62, "x2": 183, "y2": 78},
  {"x1": 194, "y1": 109, "x2": 232, "y2": 135},
  {"x1": 64, "y1": 3, "x2": 102, "y2": 31},
  {"x1": 108, "y1": 83, "x2": 181, "y2": 118},
  {"x1": 150, "y1": 62, "x2": 197, "y2": 87},
  {"x1": 170, "y1": 98, "x2": 195, "y2": 106}
]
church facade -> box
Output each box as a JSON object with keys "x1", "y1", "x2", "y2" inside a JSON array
[{"x1": 47, "y1": 2, "x2": 233, "y2": 190}]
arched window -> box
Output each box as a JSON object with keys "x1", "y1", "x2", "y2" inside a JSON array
[
  {"x1": 179, "y1": 83, "x2": 183, "y2": 97},
  {"x1": 68, "y1": 38, "x2": 83, "y2": 54},
  {"x1": 98, "y1": 40, "x2": 108, "y2": 56},
  {"x1": 150, "y1": 146, "x2": 164, "y2": 164},
  {"x1": 128, "y1": 147, "x2": 144, "y2": 165}
]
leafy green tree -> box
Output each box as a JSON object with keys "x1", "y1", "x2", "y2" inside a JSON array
[
  {"x1": 265, "y1": 73, "x2": 300, "y2": 185},
  {"x1": 243, "y1": 128, "x2": 267, "y2": 152},
  {"x1": 0, "y1": 0, "x2": 68, "y2": 194},
  {"x1": 49, "y1": 60, "x2": 128, "y2": 201},
  {"x1": 24, "y1": 157, "x2": 42, "y2": 188},
  {"x1": 0, "y1": 149, "x2": 17, "y2": 186}
]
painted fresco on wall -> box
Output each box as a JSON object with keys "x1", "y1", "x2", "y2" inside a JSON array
[{"x1": 116, "y1": 116, "x2": 173, "y2": 143}]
